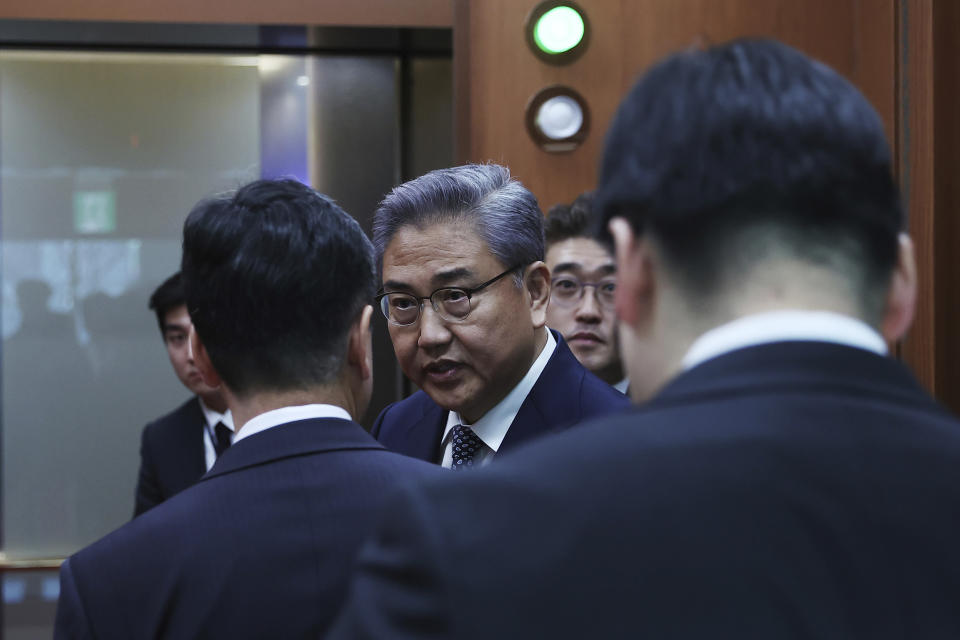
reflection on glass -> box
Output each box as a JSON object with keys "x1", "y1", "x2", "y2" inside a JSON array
[{"x1": 1, "y1": 50, "x2": 260, "y2": 558}]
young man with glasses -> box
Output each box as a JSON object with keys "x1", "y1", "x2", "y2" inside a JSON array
[
  {"x1": 544, "y1": 192, "x2": 628, "y2": 392},
  {"x1": 371, "y1": 164, "x2": 629, "y2": 469}
]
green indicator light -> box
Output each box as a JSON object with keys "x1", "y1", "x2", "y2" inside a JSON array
[{"x1": 533, "y1": 6, "x2": 585, "y2": 55}]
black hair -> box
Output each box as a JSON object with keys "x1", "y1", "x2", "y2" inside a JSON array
[
  {"x1": 545, "y1": 191, "x2": 599, "y2": 248},
  {"x1": 181, "y1": 178, "x2": 376, "y2": 395},
  {"x1": 597, "y1": 38, "x2": 902, "y2": 318},
  {"x1": 148, "y1": 272, "x2": 185, "y2": 334}
]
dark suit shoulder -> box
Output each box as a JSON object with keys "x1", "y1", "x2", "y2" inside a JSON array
[
  {"x1": 143, "y1": 397, "x2": 202, "y2": 437},
  {"x1": 372, "y1": 391, "x2": 438, "y2": 439},
  {"x1": 526, "y1": 335, "x2": 630, "y2": 424},
  {"x1": 64, "y1": 422, "x2": 447, "y2": 639},
  {"x1": 575, "y1": 367, "x2": 631, "y2": 412}
]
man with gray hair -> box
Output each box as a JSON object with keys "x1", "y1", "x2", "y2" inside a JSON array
[
  {"x1": 371, "y1": 164, "x2": 628, "y2": 468},
  {"x1": 331, "y1": 40, "x2": 960, "y2": 637}
]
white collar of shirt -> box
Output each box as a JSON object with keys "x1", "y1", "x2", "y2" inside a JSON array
[
  {"x1": 613, "y1": 378, "x2": 630, "y2": 394},
  {"x1": 442, "y1": 329, "x2": 557, "y2": 454},
  {"x1": 233, "y1": 403, "x2": 352, "y2": 444},
  {"x1": 198, "y1": 397, "x2": 234, "y2": 432},
  {"x1": 681, "y1": 310, "x2": 887, "y2": 371}
]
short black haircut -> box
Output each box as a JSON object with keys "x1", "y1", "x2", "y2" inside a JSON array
[
  {"x1": 544, "y1": 192, "x2": 599, "y2": 248},
  {"x1": 597, "y1": 39, "x2": 902, "y2": 319},
  {"x1": 148, "y1": 272, "x2": 184, "y2": 333},
  {"x1": 181, "y1": 178, "x2": 376, "y2": 395}
]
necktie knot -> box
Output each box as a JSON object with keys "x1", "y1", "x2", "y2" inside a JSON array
[
  {"x1": 213, "y1": 422, "x2": 232, "y2": 457},
  {"x1": 450, "y1": 424, "x2": 483, "y2": 471}
]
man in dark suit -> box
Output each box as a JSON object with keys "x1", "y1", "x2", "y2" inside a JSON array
[
  {"x1": 134, "y1": 272, "x2": 234, "y2": 516},
  {"x1": 330, "y1": 40, "x2": 960, "y2": 637},
  {"x1": 371, "y1": 164, "x2": 628, "y2": 468},
  {"x1": 54, "y1": 179, "x2": 443, "y2": 639}
]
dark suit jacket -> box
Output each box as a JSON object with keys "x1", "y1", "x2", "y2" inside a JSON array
[
  {"x1": 55, "y1": 417, "x2": 443, "y2": 639},
  {"x1": 133, "y1": 397, "x2": 206, "y2": 516},
  {"x1": 331, "y1": 342, "x2": 960, "y2": 639},
  {"x1": 371, "y1": 331, "x2": 630, "y2": 463}
]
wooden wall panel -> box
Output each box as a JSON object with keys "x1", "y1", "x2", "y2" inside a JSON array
[
  {"x1": 898, "y1": 0, "x2": 937, "y2": 394},
  {"x1": 932, "y1": 0, "x2": 960, "y2": 413},
  {"x1": 458, "y1": 0, "x2": 897, "y2": 214},
  {"x1": 895, "y1": 0, "x2": 960, "y2": 411},
  {"x1": 455, "y1": 0, "x2": 960, "y2": 411}
]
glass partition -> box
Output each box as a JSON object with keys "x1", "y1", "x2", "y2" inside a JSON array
[
  {"x1": 0, "y1": 24, "x2": 451, "y2": 637},
  {"x1": 1, "y1": 50, "x2": 262, "y2": 557}
]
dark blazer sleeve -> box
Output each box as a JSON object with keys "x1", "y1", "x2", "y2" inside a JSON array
[
  {"x1": 133, "y1": 423, "x2": 162, "y2": 517},
  {"x1": 328, "y1": 486, "x2": 451, "y2": 639},
  {"x1": 54, "y1": 558, "x2": 96, "y2": 640}
]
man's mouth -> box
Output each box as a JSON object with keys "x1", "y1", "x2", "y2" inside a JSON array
[
  {"x1": 423, "y1": 360, "x2": 462, "y2": 383},
  {"x1": 569, "y1": 331, "x2": 604, "y2": 345}
]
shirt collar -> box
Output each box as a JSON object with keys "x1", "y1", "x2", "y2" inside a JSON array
[
  {"x1": 442, "y1": 329, "x2": 557, "y2": 453},
  {"x1": 681, "y1": 310, "x2": 887, "y2": 371},
  {"x1": 613, "y1": 378, "x2": 630, "y2": 394},
  {"x1": 198, "y1": 397, "x2": 235, "y2": 432},
  {"x1": 233, "y1": 403, "x2": 352, "y2": 444}
]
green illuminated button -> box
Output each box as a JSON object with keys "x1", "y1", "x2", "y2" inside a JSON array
[{"x1": 533, "y1": 6, "x2": 585, "y2": 55}]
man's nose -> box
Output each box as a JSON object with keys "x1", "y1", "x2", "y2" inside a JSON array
[
  {"x1": 417, "y1": 305, "x2": 453, "y2": 349},
  {"x1": 186, "y1": 327, "x2": 197, "y2": 362},
  {"x1": 575, "y1": 287, "x2": 602, "y2": 321}
]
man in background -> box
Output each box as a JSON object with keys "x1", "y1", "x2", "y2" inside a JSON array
[
  {"x1": 331, "y1": 39, "x2": 960, "y2": 637},
  {"x1": 370, "y1": 164, "x2": 628, "y2": 468},
  {"x1": 55, "y1": 179, "x2": 442, "y2": 639},
  {"x1": 133, "y1": 272, "x2": 234, "y2": 516},
  {"x1": 544, "y1": 192, "x2": 627, "y2": 392}
]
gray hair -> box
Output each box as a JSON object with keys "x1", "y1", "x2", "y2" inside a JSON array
[{"x1": 373, "y1": 164, "x2": 545, "y2": 286}]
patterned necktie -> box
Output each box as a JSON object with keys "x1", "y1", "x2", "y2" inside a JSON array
[
  {"x1": 450, "y1": 424, "x2": 484, "y2": 471},
  {"x1": 213, "y1": 422, "x2": 232, "y2": 458}
]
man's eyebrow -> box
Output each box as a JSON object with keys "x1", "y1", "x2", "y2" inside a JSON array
[
  {"x1": 163, "y1": 323, "x2": 189, "y2": 334},
  {"x1": 432, "y1": 267, "x2": 473, "y2": 285},
  {"x1": 551, "y1": 261, "x2": 584, "y2": 274},
  {"x1": 551, "y1": 262, "x2": 617, "y2": 276},
  {"x1": 381, "y1": 280, "x2": 413, "y2": 293},
  {"x1": 382, "y1": 268, "x2": 474, "y2": 293}
]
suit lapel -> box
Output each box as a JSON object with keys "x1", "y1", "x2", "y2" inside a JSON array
[
  {"x1": 203, "y1": 417, "x2": 384, "y2": 479},
  {"x1": 397, "y1": 401, "x2": 447, "y2": 463},
  {"x1": 162, "y1": 397, "x2": 207, "y2": 491},
  {"x1": 184, "y1": 397, "x2": 207, "y2": 478},
  {"x1": 500, "y1": 331, "x2": 586, "y2": 452}
]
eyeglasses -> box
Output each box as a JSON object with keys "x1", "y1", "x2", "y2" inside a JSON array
[
  {"x1": 377, "y1": 264, "x2": 523, "y2": 326},
  {"x1": 550, "y1": 276, "x2": 616, "y2": 309}
]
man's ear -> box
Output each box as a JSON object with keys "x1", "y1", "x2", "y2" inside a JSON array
[
  {"x1": 523, "y1": 261, "x2": 551, "y2": 329},
  {"x1": 346, "y1": 304, "x2": 374, "y2": 381},
  {"x1": 190, "y1": 327, "x2": 222, "y2": 389},
  {"x1": 608, "y1": 217, "x2": 655, "y2": 328},
  {"x1": 881, "y1": 233, "x2": 917, "y2": 343}
]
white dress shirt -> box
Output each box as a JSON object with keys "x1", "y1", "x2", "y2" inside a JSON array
[
  {"x1": 681, "y1": 310, "x2": 887, "y2": 371},
  {"x1": 199, "y1": 399, "x2": 235, "y2": 472},
  {"x1": 233, "y1": 403, "x2": 352, "y2": 444},
  {"x1": 613, "y1": 378, "x2": 630, "y2": 394},
  {"x1": 440, "y1": 330, "x2": 557, "y2": 469}
]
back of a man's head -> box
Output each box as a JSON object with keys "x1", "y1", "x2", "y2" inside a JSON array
[
  {"x1": 181, "y1": 178, "x2": 375, "y2": 396},
  {"x1": 598, "y1": 38, "x2": 902, "y2": 323}
]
